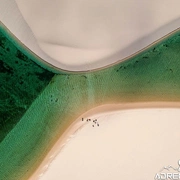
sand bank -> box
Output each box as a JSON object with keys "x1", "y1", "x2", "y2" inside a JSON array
[{"x1": 29, "y1": 101, "x2": 180, "y2": 180}]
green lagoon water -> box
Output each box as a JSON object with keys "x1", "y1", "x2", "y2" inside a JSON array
[{"x1": 0, "y1": 22, "x2": 180, "y2": 180}]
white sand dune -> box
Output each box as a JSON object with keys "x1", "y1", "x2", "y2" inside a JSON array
[
  {"x1": 0, "y1": 0, "x2": 180, "y2": 70},
  {"x1": 28, "y1": 103, "x2": 180, "y2": 180}
]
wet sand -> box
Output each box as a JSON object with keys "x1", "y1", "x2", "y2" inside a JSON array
[
  {"x1": 29, "y1": 102, "x2": 180, "y2": 180},
  {"x1": 28, "y1": 115, "x2": 88, "y2": 180}
]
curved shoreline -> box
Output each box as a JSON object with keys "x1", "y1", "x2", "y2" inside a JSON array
[
  {"x1": 0, "y1": 21, "x2": 179, "y2": 74},
  {"x1": 29, "y1": 102, "x2": 180, "y2": 180}
]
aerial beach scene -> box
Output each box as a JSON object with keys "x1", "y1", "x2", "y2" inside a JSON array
[{"x1": 0, "y1": 1, "x2": 180, "y2": 180}]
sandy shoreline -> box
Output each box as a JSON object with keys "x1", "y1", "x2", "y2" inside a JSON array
[{"x1": 29, "y1": 101, "x2": 180, "y2": 180}]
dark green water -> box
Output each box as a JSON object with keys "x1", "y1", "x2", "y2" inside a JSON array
[
  {"x1": 0, "y1": 22, "x2": 180, "y2": 180},
  {"x1": 0, "y1": 27, "x2": 54, "y2": 142}
]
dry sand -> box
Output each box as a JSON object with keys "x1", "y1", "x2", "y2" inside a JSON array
[
  {"x1": 29, "y1": 102, "x2": 180, "y2": 180},
  {"x1": 1, "y1": 1, "x2": 180, "y2": 71}
]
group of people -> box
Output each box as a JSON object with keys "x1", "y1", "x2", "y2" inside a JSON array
[{"x1": 81, "y1": 118, "x2": 100, "y2": 127}]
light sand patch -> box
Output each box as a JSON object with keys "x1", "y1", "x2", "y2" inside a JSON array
[{"x1": 30, "y1": 102, "x2": 180, "y2": 180}]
